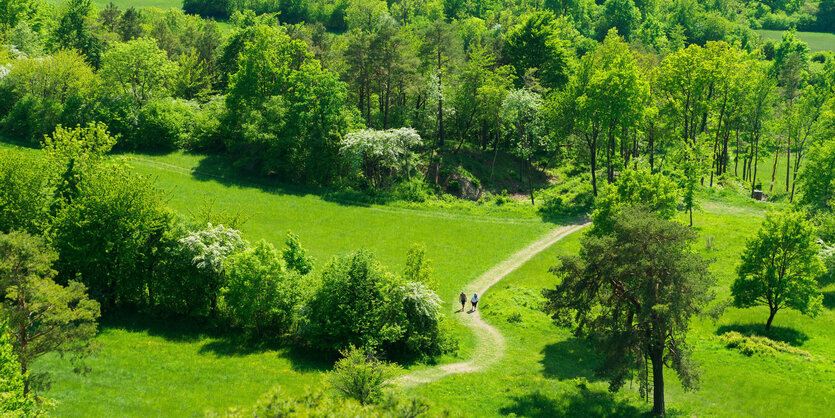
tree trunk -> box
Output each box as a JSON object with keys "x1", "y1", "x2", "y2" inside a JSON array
[
  {"x1": 785, "y1": 134, "x2": 791, "y2": 193},
  {"x1": 651, "y1": 347, "x2": 665, "y2": 416},
  {"x1": 766, "y1": 308, "x2": 778, "y2": 331},
  {"x1": 769, "y1": 146, "x2": 779, "y2": 192}
]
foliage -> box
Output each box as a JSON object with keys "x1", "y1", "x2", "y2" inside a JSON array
[
  {"x1": 718, "y1": 331, "x2": 809, "y2": 357},
  {"x1": 797, "y1": 140, "x2": 835, "y2": 213},
  {"x1": 300, "y1": 250, "x2": 401, "y2": 352},
  {"x1": 403, "y1": 243, "x2": 435, "y2": 291},
  {"x1": 0, "y1": 231, "x2": 100, "y2": 393},
  {"x1": 543, "y1": 207, "x2": 715, "y2": 416},
  {"x1": 282, "y1": 231, "x2": 314, "y2": 275},
  {"x1": 504, "y1": 11, "x2": 573, "y2": 90},
  {"x1": 340, "y1": 127, "x2": 422, "y2": 188},
  {"x1": 326, "y1": 345, "x2": 399, "y2": 405},
  {"x1": 51, "y1": 163, "x2": 170, "y2": 309},
  {"x1": 223, "y1": 240, "x2": 303, "y2": 334},
  {"x1": 0, "y1": 320, "x2": 36, "y2": 415},
  {"x1": 99, "y1": 37, "x2": 177, "y2": 109},
  {"x1": 175, "y1": 223, "x2": 247, "y2": 316},
  {"x1": 590, "y1": 168, "x2": 679, "y2": 236},
  {"x1": 2, "y1": 49, "x2": 99, "y2": 142},
  {"x1": 732, "y1": 210, "x2": 824, "y2": 330},
  {"x1": 0, "y1": 150, "x2": 49, "y2": 234}
]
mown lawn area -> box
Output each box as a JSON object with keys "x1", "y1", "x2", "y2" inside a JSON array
[
  {"x1": 756, "y1": 29, "x2": 835, "y2": 52},
  {"x1": 410, "y1": 196, "x2": 835, "y2": 416}
]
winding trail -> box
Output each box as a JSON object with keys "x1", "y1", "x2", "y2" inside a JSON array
[{"x1": 396, "y1": 222, "x2": 589, "y2": 386}]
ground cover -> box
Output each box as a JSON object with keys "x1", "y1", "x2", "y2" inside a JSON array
[
  {"x1": 756, "y1": 30, "x2": 835, "y2": 52},
  {"x1": 0, "y1": 141, "x2": 562, "y2": 415},
  {"x1": 409, "y1": 197, "x2": 835, "y2": 416}
]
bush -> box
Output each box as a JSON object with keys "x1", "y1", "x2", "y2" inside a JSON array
[
  {"x1": 327, "y1": 345, "x2": 400, "y2": 405},
  {"x1": 301, "y1": 249, "x2": 447, "y2": 357},
  {"x1": 0, "y1": 150, "x2": 49, "y2": 234},
  {"x1": 718, "y1": 331, "x2": 809, "y2": 357},
  {"x1": 131, "y1": 99, "x2": 197, "y2": 150},
  {"x1": 300, "y1": 250, "x2": 402, "y2": 352},
  {"x1": 224, "y1": 240, "x2": 304, "y2": 335},
  {"x1": 390, "y1": 177, "x2": 433, "y2": 203}
]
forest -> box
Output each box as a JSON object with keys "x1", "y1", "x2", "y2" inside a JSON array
[{"x1": 0, "y1": 0, "x2": 834, "y2": 416}]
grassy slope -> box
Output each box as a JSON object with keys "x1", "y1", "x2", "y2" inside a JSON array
[
  {"x1": 756, "y1": 30, "x2": 835, "y2": 52},
  {"x1": 411, "y1": 196, "x2": 835, "y2": 416},
  {"x1": 0, "y1": 142, "x2": 557, "y2": 416}
]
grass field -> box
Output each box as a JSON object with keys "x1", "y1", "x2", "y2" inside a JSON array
[
  {"x1": 46, "y1": 0, "x2": 183, "y2": 10},
  {"x1": 0, "y1": 142, "x2": 560, "y2": 415},
  {"x1": 4, "y1": 140, "x2": 833, "y2": 416},
  {"x1": 412, "y1": 198, "x2": 835, "y2": 416},
  {"x1": 756, "y1": 29, "x2": 835, "y2": 52}
]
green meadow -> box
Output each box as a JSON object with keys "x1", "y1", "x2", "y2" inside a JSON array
[
  {"x1": 4, "y1": 141, "x2": 834, "y2": 416},
  {"x1": 756, "y1": 29, "x2": 835, "y2": 52}
]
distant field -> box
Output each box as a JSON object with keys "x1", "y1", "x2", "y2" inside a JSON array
[
  {"x1": 46, "y1": 0, "x2": 183, "y2": 9},
  {"x1": 756, "y1": 29, "x2": 835, "y2": 52}
]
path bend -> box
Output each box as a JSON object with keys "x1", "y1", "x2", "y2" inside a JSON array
[{"x1": 396, "y1": 222, "x2": 589, "y2": 386}]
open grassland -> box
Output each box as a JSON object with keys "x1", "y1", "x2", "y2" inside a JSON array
[
  {"x1": 412, "y1": 197, "x2": 835, "y2": 416},
  {"x1": 756, "y1": 30, "x2": 835, "y2": 52},
  {"x1": 5, "y1": 141, "x2": 833, "y2": 416},
  {"x1": 46, "y1": 0, "x2": 183, "y2": 10},
  {"x1": 0, "y1": 141, "x2": 556, "y2": 415}
]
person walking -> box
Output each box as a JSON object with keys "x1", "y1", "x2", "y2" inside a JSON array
[
  {"x1": 471, "y1": 293, "x2": 479, "y2": 311},
  {"x1": 459, "y1": 291, "x2": 467, "y2": 312}
]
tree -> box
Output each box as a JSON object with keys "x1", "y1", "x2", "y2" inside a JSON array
[
  {"x1": 99, "y1": 37, "x2": 176, "y2": 109},
  {"x1": 597, "y1": 0, "x2": 641, "y2": 40},
  {"x1": 416, "y1": 20, "x2": 461, "y2": 148},
  {"x1": 301, "y1": 250, "x2": 401, "y2": 352},
  {"x1": 797, "y1": 140, "x2": 835, "y2": 213},
  {"x1": 504, "y1": 11, "x2": 572, "y2": 90},
  {"x1": 224, "y1": 240, "x2": 303, "y2": 335},
  {"x1": 0, "y1": 150, "x2": 49, "y2": 234},
  {"x1": 501, "y1": 88, "x2": 545, "y2": 204},
  {"x1": 51, "y1": 163, "x2": 169, "y2": 309},
  {"x1": 591, "y1": 168, "x2": 679, "y2": 236},
  {"x1": 544, "y1": 207, "x2": 714, "y2": 416},
  {"x1": 0, "y1": 320, "x2": 36, "y2": 415},
  {"x1": 177, "y1": 223, "x2": 247, "y2": 316},
  {"x1": 345, "y1": 0, "x2": 387, "y2": 32},
  {"x1": 732, "y1": 210, "x2": 824, "y2": 330},
  {"x1": 404, "y1": 243, "x2": 435, "y2": 291},
  {"x1": 117, "y1": 7, "x2": 143, "y2": 41},
  {"x1": 0, "y1": 231, "x2": 100, "y2": 394},
  {"x1": 551, "y1": 30, "x2": 647, "y2": 195},
  {"x1": 326, "y1": 345, "x2": 399, "y2": 405},
  {"x1": 282, "y1": 231, "x2": 314, "y2": 275},
  {"x1": 340, "y1": 127, "x2": 422, "y2": 188},
  {"x1": 51, "y1": 0, "x2": 103, "y2": 66}
]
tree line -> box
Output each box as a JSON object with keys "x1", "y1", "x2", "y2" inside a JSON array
[{"x1": 0, "y1": 0, "x2": 833, "y2": 209}]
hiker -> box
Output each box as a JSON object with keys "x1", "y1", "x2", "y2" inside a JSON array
[
  {"x1": 459, "y1": 292, "x2": 467, "y2": 311},
  {"x1": 471, "y1": 293, "x2": 479, "y2": 311}
]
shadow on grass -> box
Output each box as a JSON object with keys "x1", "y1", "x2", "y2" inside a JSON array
[
  {"x1": 499, "y1": 389, "x2": 650, "y2": 418},
  {"x1": 823, "y1": 291, "x2": 835, "y2": 310},
  {"x1": 540, "y1": 338, "x2": 603, "y2": 381},
  {"x1": 716, "y1": 324, "x2": 809, "y2": 347},
  {"x1": 99, "y1": 312, "x2": 333, "y2": 373}
]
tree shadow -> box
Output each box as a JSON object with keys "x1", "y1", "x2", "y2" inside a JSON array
[
  {"x1": 499, "y1": 389, "x2": 650, "y2": 418},
  {"x1": 99, "y1": 312, "x2": 333, "y2": 373},
  {"x1": 715, "y1": 324, "x2": 809, "y2": 347},
  {"x1": 822, "y1": 290, "x2": 835, "y2": 310},
  {"x1": 540, "y1": 338, "x2": 603, "y2": 382}
]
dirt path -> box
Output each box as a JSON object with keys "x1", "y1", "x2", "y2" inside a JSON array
[{"x1": 395, "y1": 222, "x2": 589, "y2": 386}]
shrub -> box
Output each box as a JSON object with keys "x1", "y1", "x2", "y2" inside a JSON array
[
  {"x1": 0, "y1": 150, "x2": 49, "y2": 234},
  {"x1": 326, "y1": 345, "x2": 400, "y2": 405},
  {"x1": 282, "y1": 232, "x2": 314, "y2": 275},
  {"x1": 131, "y1": 99, "x2": 197, "y2": 150},
  {"x1": 300, "y1": 250, "x2": 402, "y2": 352},
  {"x1": 718, "y1": 331, "x2": 809, "y2": 357},
  {"x1": 224, "y1": 240, "x2": 304, "y2": 335}
]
